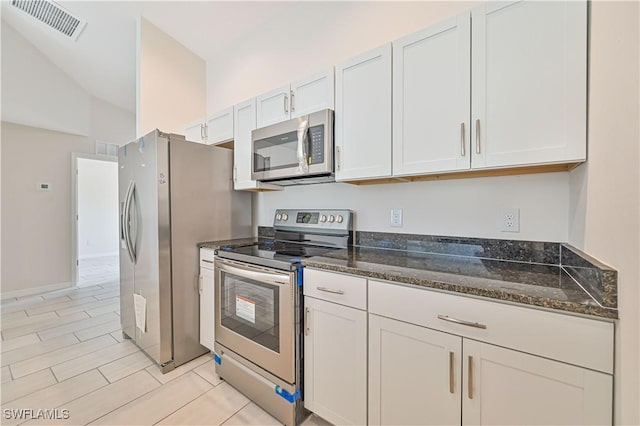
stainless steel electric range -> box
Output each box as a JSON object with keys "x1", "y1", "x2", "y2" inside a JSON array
[{"x1": 213, "y1": 209, "x2": 353, "y2": 426}]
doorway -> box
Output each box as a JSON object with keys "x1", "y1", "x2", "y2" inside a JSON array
[{"x1": 72, "y1": 154, "x2": 119, "y2": 287}]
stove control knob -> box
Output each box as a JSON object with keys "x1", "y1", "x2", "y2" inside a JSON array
[
  {"x1": 276, "y1": 213, "x2": 282, "y2": 221},
  {"x1": 320, "y1": 215, "x2": 327, "y2": 223},
  {"x1": 336, "y1": 215, "x2": 344, "y2": 223},
  {"x1": 328, "y1": 215, "x2": 335, "y2": 223},
  {"x1": 282, "y1": 213, "x2": 288, "y2": 221}
]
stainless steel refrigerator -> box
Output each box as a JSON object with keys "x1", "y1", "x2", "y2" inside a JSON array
[{"x1": 118, "y1": 129, "x2": 252, "y2": 372}]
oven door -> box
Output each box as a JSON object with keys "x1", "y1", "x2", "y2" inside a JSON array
[{"x1": 214, "y1": 258, "x2": 296, "y2": 383}]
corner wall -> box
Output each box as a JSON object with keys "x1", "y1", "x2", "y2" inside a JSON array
[
  {"x1": 568, "y1": 2, "x2": 640, "y2": 424},
  {"x1": 136, "y1": 18, "x2": 206, "y2": 137}
]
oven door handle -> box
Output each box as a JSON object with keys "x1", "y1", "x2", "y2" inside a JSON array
[{"x1": 216, "y1": 260, "x2": 292, "y2": 287}]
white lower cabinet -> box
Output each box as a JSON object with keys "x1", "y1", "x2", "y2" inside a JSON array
[
  {"x1": 369, "y1": 314, "x2": 462, "y2": 426},
  {"x1": 199, "y1": 248, "x2": 215, "y2": 351},
  {"x1": 304, "y1": 296, "x2": 367, "y2": 425},
  {"x1": 303, "y1": 271, "x2": 613, "y2": 426},
  {"x1": 463, "y1": 339, "x2": 612, "y2": 426}
]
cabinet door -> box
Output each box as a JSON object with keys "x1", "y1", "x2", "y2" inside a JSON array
[
  {"x1": 393, "y1": 13, "x2": 471, "y2": 176},
  {"x1": 462, "y1": 340, "x2": 612, "y2": 426},
  {"x1": 199, "y1": 266, "x2": 215, "y2": 351},
  {"x1": 335, "y1": 44, "x2": 392, "y2": 181},
  {"x1": 184, "y1": 119, "x2": 204, "y2": 143},
  {"x1": 369, "y1": 314, "x2": 462, "y2": 426},
  {"x1": 291, "y1": 69, "x2": 334, "y2": 118},
  {"x1": 233, "y1": 99, "x2": 282, "y2": 192},
  {"x1": 256, "y1": 85, "x2": 291, "y2": 128},
  {"x1": 304, "y1": 297, "x2": 367, "y2": 425},
  {"x1": 471, "y1": 1, "x2": 587, "y2": 169},
  {"x1": 205, "y1": 107, "x2": 233, "y2": 145}
]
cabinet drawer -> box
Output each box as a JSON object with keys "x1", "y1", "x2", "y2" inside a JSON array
[
  {"x1": 200, "y1": 248, "x2": 215, "y2": 269},
  {"x1": 369, "y1": 280, "x2": 614, "y2": 374},
  {"x1": 304, "y1": 269, "x2": 367, "y2": 310}
]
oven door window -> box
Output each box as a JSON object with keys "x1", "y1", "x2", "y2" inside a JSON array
[{"x1": 220, "y1": 271, "x2": 280, "y2": 353}]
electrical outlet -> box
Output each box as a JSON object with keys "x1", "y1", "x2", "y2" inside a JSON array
[
  {"x1": 390, "y1": 209, "x2": 403, "y2": 227},
  {"x1": 501, "y1": 208, "x2": 520, "y2": 232}
]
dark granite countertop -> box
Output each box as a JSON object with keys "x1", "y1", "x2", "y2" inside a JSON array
[
  {"x1": 302, "y1": 246, "x2": 618, "y2": 319},
  {"x1": 199, "y1": 229, "x2": 617, "y2": 320}
]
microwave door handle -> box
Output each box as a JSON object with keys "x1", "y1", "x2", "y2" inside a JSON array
[{"x1": 297, "y1": 118, "x2": 309, "y2": 173}]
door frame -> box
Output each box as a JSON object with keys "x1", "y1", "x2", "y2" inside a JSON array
[{"x1": 71, "y1": 152, "x2": 118, "y2": 286}]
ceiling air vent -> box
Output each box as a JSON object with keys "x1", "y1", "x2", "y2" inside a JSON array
[{"x1": 11, "y1": 0, "x2": 86, "y2": 41}]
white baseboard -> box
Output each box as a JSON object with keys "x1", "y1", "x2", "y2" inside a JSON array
[
  {"x1": 1, "y1": 282, "x2": 72, "y2": 300},
  {"x1": 79, "y1": 252, "x2": 119, "y2": 260}
]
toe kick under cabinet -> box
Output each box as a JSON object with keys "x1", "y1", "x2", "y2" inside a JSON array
[{"x1": 302, "y1": 269, "x2": 614, "y2": 426}]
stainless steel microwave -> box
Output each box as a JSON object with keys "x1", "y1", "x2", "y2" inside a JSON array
[{"x1": 251, "y1": 109, "x2": 334, "y2": 185}]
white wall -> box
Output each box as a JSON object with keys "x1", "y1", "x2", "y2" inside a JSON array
[
  {"x1": 255, "y1": 173, "x2": 569, "y2": 241},
  {"x1": 77, "y1": 158, "x2": 119, "y2": 259},
  {"x1": 1, "y1": 123, "x2": 95, "y2": 295},
  {"x1": 207, "y1": 2, "x2": 474, "y2": 112},
  {"x1": 137, "y1": 18, "x2": 206, "y2": 137},
  {"x1": 1, "y1": 24, "x2": 135, "y2": 297},
  {"x1": 568, "y1": 2, "x2": 640, "y2": 424},
  {"x1": 1, "y1": 22, "x2": 90, "y2": 136}
]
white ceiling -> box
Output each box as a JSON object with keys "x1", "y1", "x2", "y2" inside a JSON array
[{"x1": 0, "y1": 1, "x2": 300, "y2": 113}]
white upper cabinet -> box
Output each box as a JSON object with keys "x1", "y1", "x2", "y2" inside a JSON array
[
  {"x1": 335, "y1": 44, "x2": 392, "y2": 181},
  {"x1": 256, "y1": 69, "x2": 335, "y2": 128},
  {"x1": 471, "y1": 1, "x2": 587, "y2": 169},
  {"x1": 233, "y1": 98, "x2": 282, "y2": 192},
  {"x1": 256, "y1": 85, "x2": 291, "y2": 128},
  {"x1": 184, "y1": 107, "x2": 234, "y2": 146},
  {"x1": 205, "y1": 107, "x2": 234, "y2": 145},
  {"x1": 393, "y1": 13, "x2": 471, "y2": 176},
  {"x1": 290, "y1": 70, "x2": 335, "y2": 119},
  {"x1": 184, "y1": 119, "x2": 207, "y2": 144}
]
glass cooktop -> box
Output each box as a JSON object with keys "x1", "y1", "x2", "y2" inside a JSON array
[{"x1": 217, "y1": 240, "x2": 343, "y2": 271}]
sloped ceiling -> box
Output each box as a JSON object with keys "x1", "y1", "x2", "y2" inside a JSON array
[{"x1": 0, "y1": 1, "x2": 293, "y2": 113}]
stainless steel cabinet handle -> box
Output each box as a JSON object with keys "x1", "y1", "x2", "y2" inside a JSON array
[
  {"x1": 460, "y1": 122, "x2": 466, "y2": 156},
  {"x1": 200, "y1": 124, "x2": 204, "y2": 140},
  {"x1": 233, "y1": 166, "x2": 237, "y2": 183},
  {"x1": 204, "y1": 123, "x2": 208, "y2": 139},
  {"x1": 316, "y1": 286, "x2": 345, "y2": 295},
  {"x1": 449, "y1": 351, "x2": 455, "y2": 394},
  {"x1": 201, "y1": 259, "x2": 214, "y2": 264},
  {"x1": 437, "y1": 315, "x2": 487, "y2": 329},
  {"x1": 336, "y1": 146, "x2": 341, "y2": 171},
  {"x1": 305, "y1": 308, "x2": 310, "y2": 336},
  {"x1": 290, "y1": 90, "x2": 295, "y2": 112},
  {"x1": 284, "y1": 94, "x2": 289, "y2": 114},
  {"x1": 468, "y1": 355, "x2": 474, "y2": 399},
  {"x1": 475, "y1": 119, "x2": 481, "y2": 154},
  {"x1": 198, "y1": 275, "x2": 203, "y2": 294}
]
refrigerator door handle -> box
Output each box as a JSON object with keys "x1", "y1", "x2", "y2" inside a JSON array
[
  {"x1": 128, "y1": 182, "x2": 138, "y2": 263},
  {"x1": 123, "y1": 181, "x2": 136, "y2": 264}
]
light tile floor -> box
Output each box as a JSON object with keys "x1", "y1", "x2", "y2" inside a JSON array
[
  {"x1": 0, "y1": 280, "x2": 331, "y2": 426},
  {"x1": 78, "y1": 256, "x2": 119, "y2": 288}
]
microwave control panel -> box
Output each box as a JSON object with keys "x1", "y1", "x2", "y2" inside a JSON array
[{"x1": 308, "y1": 125, "x2": 324, "y2": 165}]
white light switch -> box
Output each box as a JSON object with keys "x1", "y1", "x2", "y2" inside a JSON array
[{"x1": 390, "y1": 209, "x2": 403, "y2": 227}]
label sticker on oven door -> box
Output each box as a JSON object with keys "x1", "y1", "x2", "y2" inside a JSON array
[{"x1": 235, "y1": 295, "x2": 256, "y2": 323}]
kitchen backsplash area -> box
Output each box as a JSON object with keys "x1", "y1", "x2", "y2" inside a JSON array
[{"x1": 253, "y1": 171, "x2": 570, "y2": 242}]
